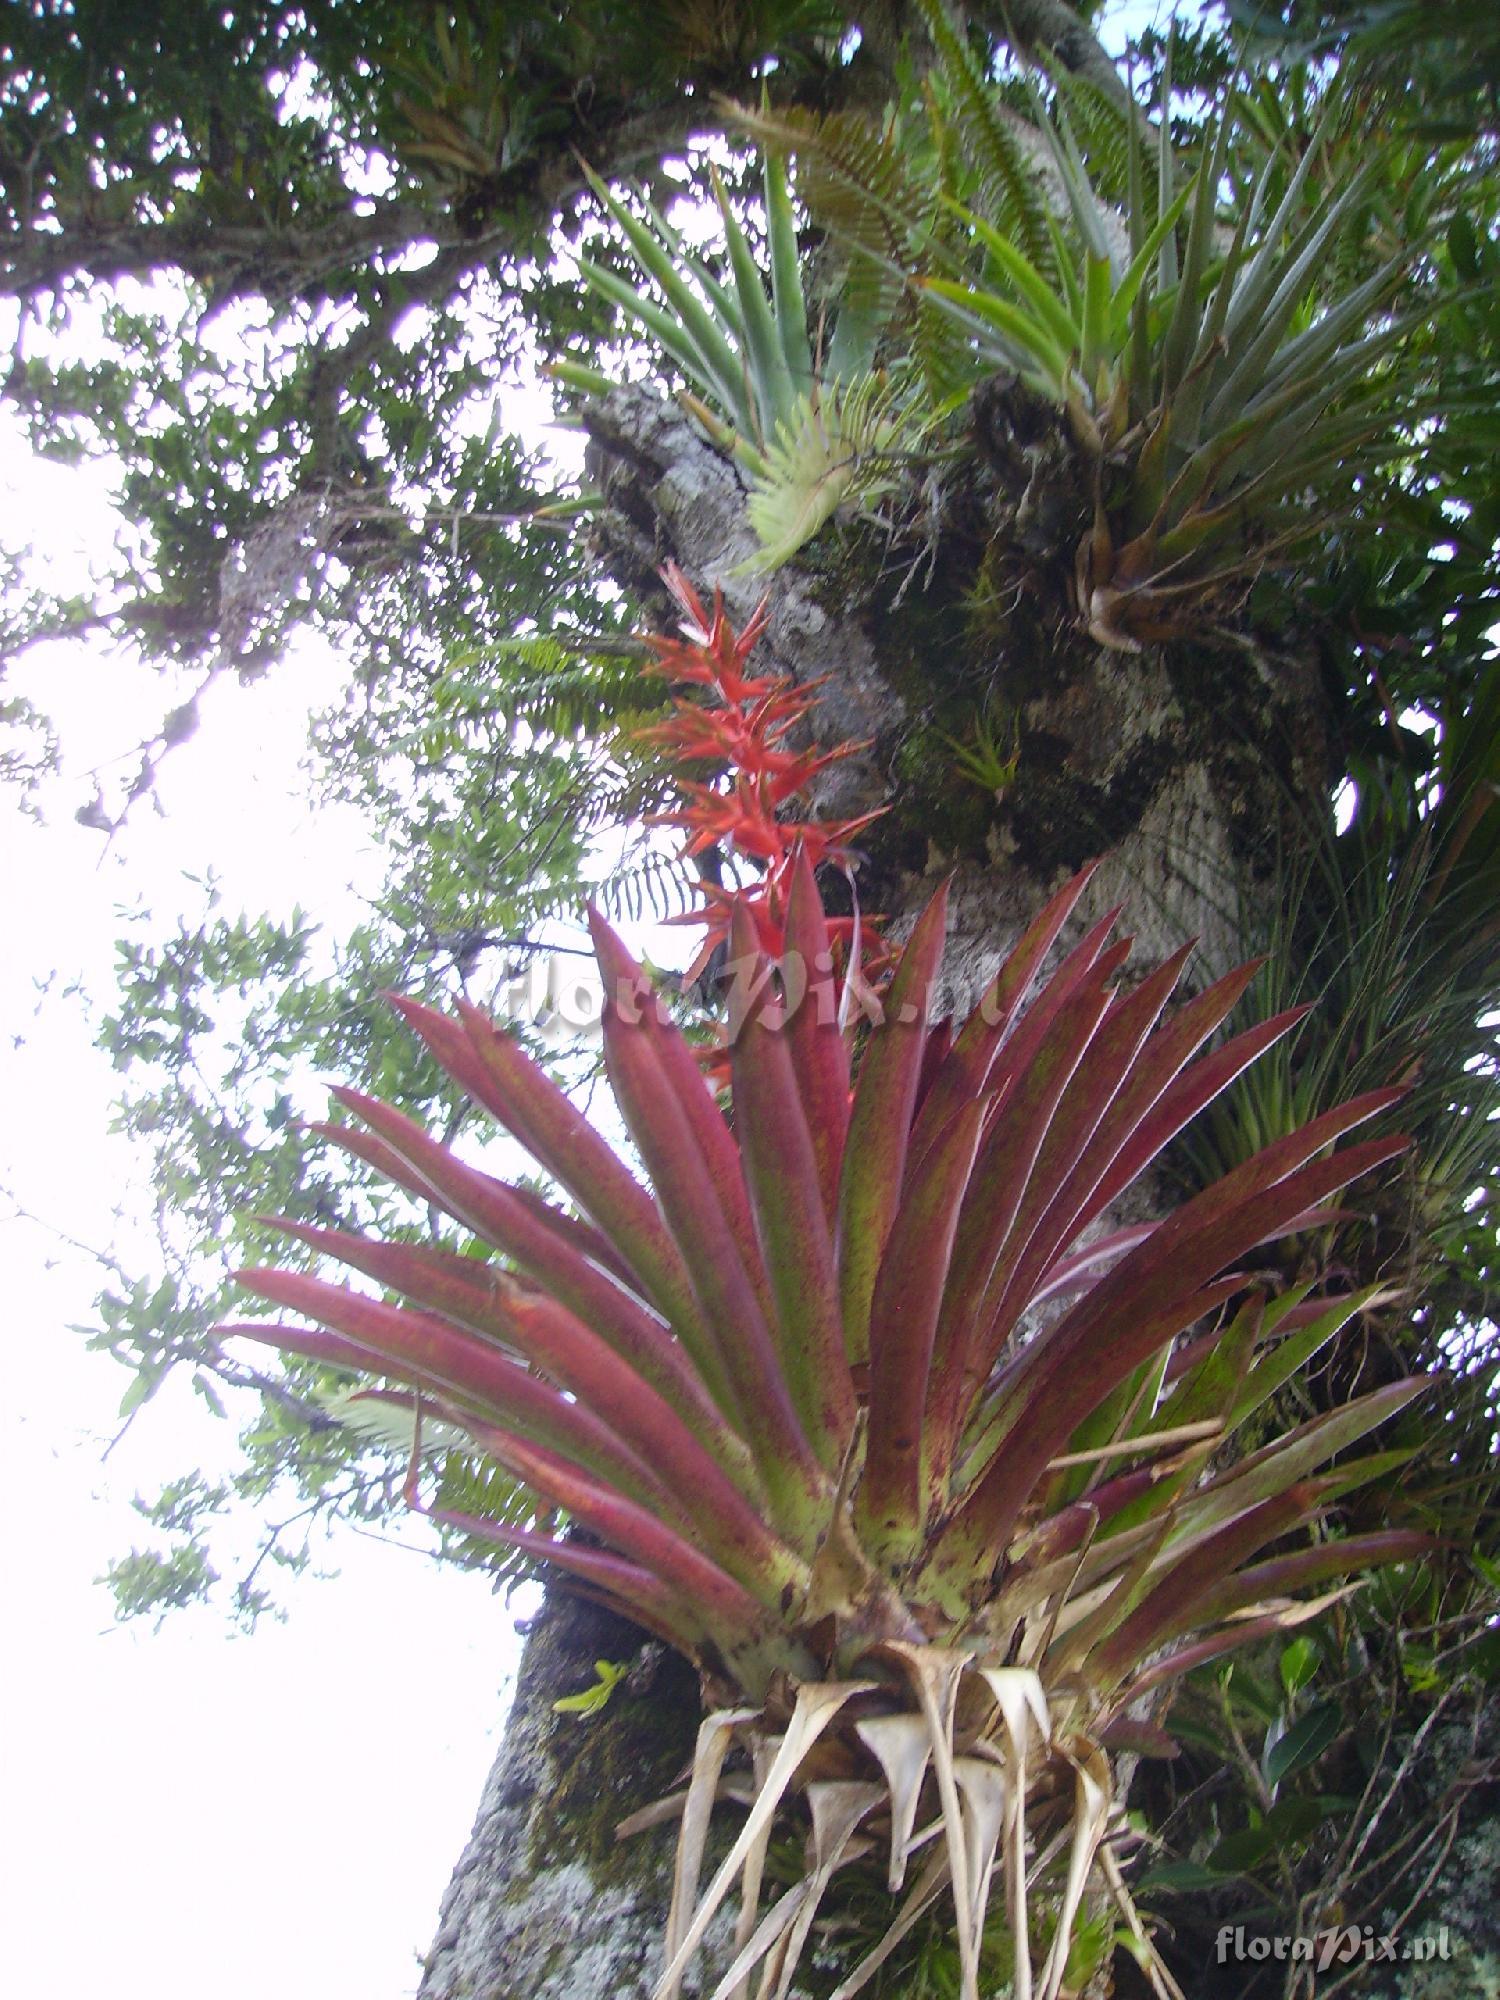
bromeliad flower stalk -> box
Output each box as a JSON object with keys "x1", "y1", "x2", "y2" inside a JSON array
[
  {"x1": 224, "y1": 846, "x2": 1431, "y2": 2000},
  {"x1": 638, "y1": 561, "x2": 884, "y2": 980}
]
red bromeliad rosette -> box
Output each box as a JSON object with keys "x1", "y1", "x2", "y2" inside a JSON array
[{"x1": 220, "y1": 578, "x2": 1432, "y2": 2000}]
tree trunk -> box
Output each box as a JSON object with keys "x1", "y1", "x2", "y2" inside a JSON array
[
  {"x1": 418, "y1": 1592, "x2": 734, "y2": 2000},
  {"x1": 418, "y1": 382, "x2": 1336, "y2": 1999}
]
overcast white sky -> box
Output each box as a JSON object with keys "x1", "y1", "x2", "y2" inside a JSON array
[{"x1": 0, "y1": 438, "x2": 544, "y2": 2000}]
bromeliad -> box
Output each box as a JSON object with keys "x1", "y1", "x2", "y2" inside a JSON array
[{"x1": 223, "y1": 828, "x2": 1430, "y2": 1998}]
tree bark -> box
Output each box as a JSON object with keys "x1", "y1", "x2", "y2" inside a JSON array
[
  {"x1": 416, "y1": 381, "x2": 1337, "y2": 1999},
  {"x1": 418, "y1": 1592, "x2": 736, "y2": 2000}
]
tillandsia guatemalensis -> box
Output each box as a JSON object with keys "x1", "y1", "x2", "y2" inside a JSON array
[{"x1": 223, "y1": 578, "x2": 1432, "y2": 2000}]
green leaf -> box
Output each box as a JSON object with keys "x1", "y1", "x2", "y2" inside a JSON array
[
  {"x1": 1206, "y1": 1822, "x2": 1273, "y2": 1873},
  {"x1": 944, "y1": 197, "x2": 1079, "y2": 357},
  {"x1": 712, "y1": 164, "x2": 798, "y2": 440},
  {"x1": 553, "y1": 1657, "x2": 630, "y2": 1716},
  {"x1": 1135, "y1": 1860, "x2": 1227, "y2": 1893},
  {"x1": 118, "y1": 1369, "x2": 158, "y2": 1418},
  {"x1": 1264, "y1": 1700, "x2": 1341, "y2": 1788},
  {"x1": 1278, "y1": 1636, "x2": 1321, "y2": 1699},
  {"x1": 917, "y1": 276, "x2": 1071, "y2": 391},
  {"x1": 764, "y1": 146, "x2": 814, "y2": 395},
  {"x1": 1080, "y1": 251, "x2": 1113, "y2": 380},
  {"x1": 1448, "y1": 212, "x2": 1481, "y2": 280}
]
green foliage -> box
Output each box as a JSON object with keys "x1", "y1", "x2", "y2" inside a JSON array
[
  {"x1": 103, "y1": 1542, "x2": 222, "y2": 1624},
  {"x1": 1228, "y1": 0, "x2": 1500, "y2": 138},
  {"x1": 575, "y1": 149, "x2": 930, "y2": 567},
  {"x1": 1134, "y1": 1545, "x2": 1500, "y2": 1990},
  {"x1": 914, "y1": 77, "x2": 1443, "y2": 644},
  {"x1": 1179, "y1": 668, "x2": 1499, "y2": 1383},
  {"x1": 553, "y1": 1658, "x2": 631, "y2": 1716},
  {"x1": 84, "y1": 802, "x2": 608, "y2": 1619},
  {"x1": 937, "y1": 700, "x2": 1020, "y2": 795}
]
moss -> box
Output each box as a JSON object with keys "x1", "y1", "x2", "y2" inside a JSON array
[{"x1": 522, "y1": 1636, "x2": 703, "y2": 1893}]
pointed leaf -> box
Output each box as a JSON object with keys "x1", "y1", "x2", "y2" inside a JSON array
[
  {"x1": 314, "y1": 1092, "x2": 746, "y2": 1474},
  {"x1": 592, "y1": 933, "x2": 827, "y2": 1522},
  {"x1": 393, "y1": 993, "x2": 718, "y2": 1384},
  {"x1": 838, "y1": 881, "x2": 951, "y2": 1366},
  {"x1": 662, "y1": 1707, "x2": 762, "y2": 1984},
  {"x1": 783, "y1": 845, "x2": 851, "y2": 1221},
  {"x1": 226, "y1": 1284, "x2": 681, "y2": 1518},
  {"x1": 588, "y1": 911, "x2": 771, "y2": 1321},
  {"x1": 854, "y1": 1713, "x2": 933, "y2": 1891},
  {"x1": 860, "y1": 1096, "x2": 988, "y2": 1554},
  {"x1": 727, "y1": 901, "x2": 855, "y2": 1467},
  {"x1": 912, "y1": 860, "x2": 1100, "y2": 1158},
  {"x1": 945, "y1": 1128, "x2": 1410, "y2": 1566},
  {"x1": 653, "y1": 1680, "x2": 878, "y2": 2000},
  {"x1": 764, "y1": 148, "x2": 814, "y2": 395}
]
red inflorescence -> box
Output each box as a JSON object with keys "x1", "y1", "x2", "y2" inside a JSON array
[{"x1": 639, "y1": 562, "x2": 885, "y2": 984}]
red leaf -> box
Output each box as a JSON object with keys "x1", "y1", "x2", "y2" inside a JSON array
[
  {"x1": 225, "y1": 1283, "x2": 677, "y2": 1518},
  {"x1": 587, "y1": 909, "x2": 772, "y2": 1322},
  {"x1": 1190, "y1": 1530, "x2": 1435, "y2": 1628},
  {"x1": 859, "y1": 1095, "x2": 989, "y2": 1556},
  {"x1": 1089, "y1": 1488, "x2": 1319, "y2": 1685},
  {"x1": 473, "y1": 1424, "x2": 773, "y2": 1639},
  {"x1": 593, "y1": 914, "x2": 829, "y2": 1533},
  {"x1": 910, "y1": 860, "x2": 1101, "y2": 1160},
  {"x1": 924, "y1": 955, "x2": 1119, "y2": 1490},
  {"x1": 782, "y1": 845, "x2": 851, "y2": 1223},
  {"x1": 726, "y1": 900, "x2": 855, "y2": 1470},
  {"x1": 313, "y1": 1093, "x2": 744, "y2": 1473},
  {"x1": 944, "y1": 1129, "x2": 1410, "y2": 1569},
  {"x1": 837, "y1": 879, "x2": 951, "y2": 1366},
  {"x1": 259, "y1": 1219, "x2": 798, "y2": 1599},
  {"x1": 424, "y1": 1504, "x2": 709, "y2": 1659}
]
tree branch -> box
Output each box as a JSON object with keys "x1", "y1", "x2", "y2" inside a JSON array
[
  {"x1": 977, "y1": 0, "x2": 1129, "y2": 105},
  {"x1": 0, "y1": 93, "x2": 705, "y2": 308}
]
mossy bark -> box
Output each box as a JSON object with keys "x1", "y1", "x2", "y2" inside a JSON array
[{"x1": 418, "y1": 1592, "x2": 736, "y2": 2000}]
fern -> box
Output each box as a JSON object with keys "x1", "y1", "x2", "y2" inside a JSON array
[
  {"x1": 588, "y1": 842, "x2": 703, "y2": 928},
  {"x1": 432, "y1": 1451, "x2": 538, "y2": 1585},
  {"x1": 916, "y1": 0, "x2": 1054, "y2": 272},
  {"x1": 1045, "y1": 61, "x2": 1158, "y2": 223},
  {"x1": 729, "y1": 100, "x2": 928, "y2": 365},
  {"x1": 443, "y1": 634, "x2": 666, "y2": 740}
]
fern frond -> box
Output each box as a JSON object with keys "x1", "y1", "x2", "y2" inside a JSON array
[
  {"x1": 916, "y1": 0, "x2": 1053, "y2": 273},
  {"x1": 728, "y1": 100, "x2": 930, "y2": 360},
  {"x1": 432, "y1": 1451, "x2": 538, "y2": 1583},
  {"x1": 1045, "y1": 60, "x2": 1157, "y2": 222},
  {"x1": 320, "y1": 1386, "x2": 470, "y2": 1455},
  {"x1": 590, "y1": 844, "x2": 704, "y2": 927},
  {"x1": 446, "y1": 635, "x2": 664, "y2": 740}
]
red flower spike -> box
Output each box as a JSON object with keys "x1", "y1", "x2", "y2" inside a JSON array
[
  {"x1": 633, "y1": 569, "x2": 884, "y2": 959},
  {"x1": 658, "y1": 559, "x2": 712, "y2": 638}
]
